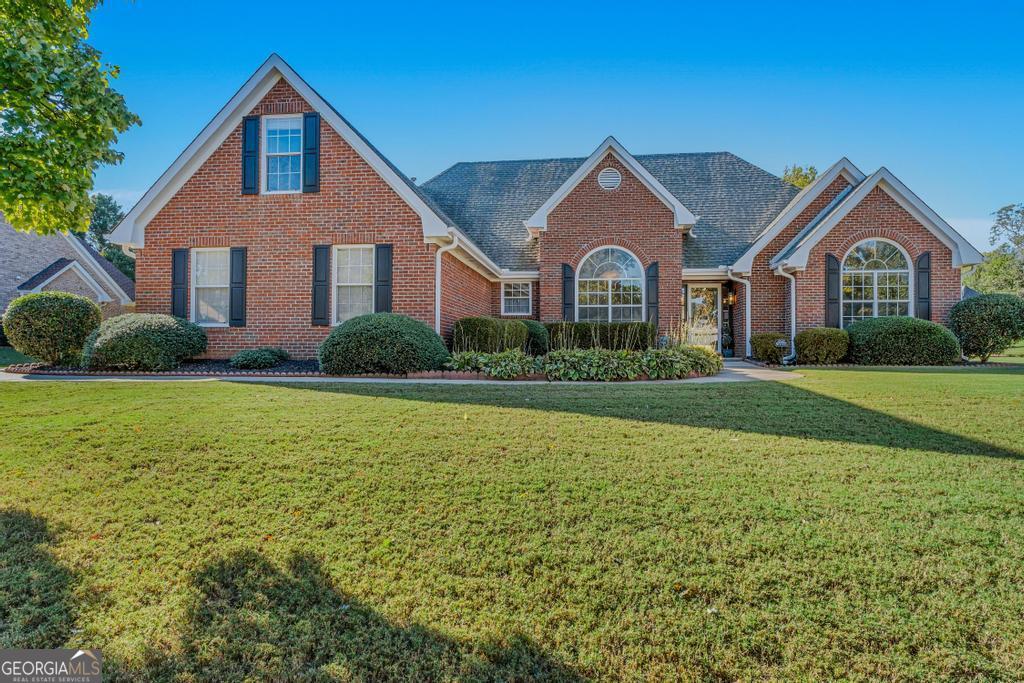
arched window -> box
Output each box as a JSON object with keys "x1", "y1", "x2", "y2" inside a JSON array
[
  {"x1": 841, "y1": 239, "x2": 912, "y2": 327},
  {"x1": 576, "y1": 247, "x2": 644, "y2": 322}
]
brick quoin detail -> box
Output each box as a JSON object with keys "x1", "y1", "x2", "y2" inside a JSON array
[
  {"x1": 537, "y1": 153, "x2": 683, "y2": 332},
  {"x1": 135, "y1": 79, "x2": 439, "y2": 359}
]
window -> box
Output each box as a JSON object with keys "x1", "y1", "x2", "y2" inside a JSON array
[
  {"x1": 841, "y1": 239, "x2": 911, "y2": 327},
  {"x1": 576, "y1": 247, "x2": 644, "y2": 322},
  {"x1": 502, "y1": 282, "x2": 532, "y2": 315},
  {"x1": 192, "y1": 248, "x2": 230, "y2": 326},
  {"x1": 334, "y1": 245, "x2": 374, "y2": 324},
  {"x1": 263, "y1": 116, "x2": 302, "y2": 192}
]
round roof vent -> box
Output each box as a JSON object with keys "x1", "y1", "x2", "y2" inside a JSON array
[{"x1": 597, "y1": 167, "x2": 621, "y2": 190}]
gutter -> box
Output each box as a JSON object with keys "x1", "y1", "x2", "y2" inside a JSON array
[
  {"x1": 724, "y1": 268, "x2": 752, "y2": 359},
  {"x1": 775, "y1": 266, "x2": 798, "y2": 364},
  {"x1": 434, "y1": 231, "x2": 460, "y2": 333}
]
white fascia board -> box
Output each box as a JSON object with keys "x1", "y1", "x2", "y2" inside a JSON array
[
  {"x1": 63, "y1": 234, "x2": 133, "y2": 303},
  {"x1": 730, "y1": 157, "x2": 866, "y2": 273},
  {"x1": 20, "y1": 260, "x2": 111, "y2": 302},
  {"x1": 780, "y1": 167, "x2": 984, "y2": 270},
  {"x1": 109, "y1": 54, "x2": 451, "y2": 248},
  {"x1": 524, "y1": 136, "x2": 697, "y2": 231},
  {"x1": 681, "y1": 267, "x2": 729, "y2": 278},
  {"x1": 499, "y1": 270, "x2": 540, "y2": 280}
]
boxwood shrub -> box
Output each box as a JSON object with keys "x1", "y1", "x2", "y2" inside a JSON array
[
  {"x1": 795, "y1": 327, "x2": 850, "y2": 365},
  {"x1": 545, "y1": 321, "x2": 656, "y2": 351},
  {"x1": 229, "y1": 347, "x2": 289, "y2": 370},
  {"x1": 83, "y1": 314, "x2": 207, "y2": 371},
  {"x1": 750, "y1": 332, "x2": 788, "y2": 364},
  {"x1": 2, "y1": 292, "x2": 101, "y2": 365},
  {"x1": 845, "y1": 316, "x2": 960, "y2": 365},
  {"x1": 542, "y1": 346, "x2": 722, "y2": 381},
  {"x1": 948, "y1": 293, "x2": 1024, "y2": 361},
  {"x1": 451, "y1": 316, "x2": 529, "y2": 353},
  {"x1": 522, "y1": 319, "x2": 550, "y2": 355},
  {"x1": 319, "y1": 313, "x2": 449, "y2": 375}
]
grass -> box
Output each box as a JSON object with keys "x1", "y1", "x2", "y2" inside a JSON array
[
  {"x1": 992, "y1": 341, "x2": 1024, "y2": 364},
  {"x1": 0, "y1": 346, "x2": 31, "y2": 367},
  {"x1": 2, "y1": 367, "x2": 1023, "y2": 681}
]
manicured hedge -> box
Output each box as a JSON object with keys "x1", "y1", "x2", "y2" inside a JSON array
[
  {"x1": 751, "y1": 332, "x2": 788, "y2": 364},
  {"x1": 83, "y1": 314, "x2": 207, "y2": 371},
  {"x1": 795, "y1": 327, "x2": 849, "y2": 365},
  {"x1": 448, "y1": 346, "x2": 722, "y2": 381},
  {"x1": 319, "y1": 313, "x2": 449, "y2": 375},
  {"x1": 522, "y1": 319, "x2": 550, "y2": 355},
  {"x1": 948, "y1": 293, "x2": 1024, "y2": 361},
  {"x1": 229, "y1": 347, "x2": 289, "y2": 370},
  {"x1": 2, "y1": 292, "x2": 101, "y2": 365},
  {"x1": 545, "y1": 322, "x2": 657, "y2": 351},
  {"x1": 451, "y1": 317, "x2": 529, "y2": 353},
  {"x1": 845, "y1": 316, "x2": 960, "y2": 366}
]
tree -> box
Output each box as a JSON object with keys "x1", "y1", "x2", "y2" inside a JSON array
[
  {"x1": 783, "y1": 164, "x2": 818, "y2": 189},
  {"x1": 963, "y1": 245, "x2": 1024, "y2": 296},
  {"x1": 87, "y1": 193, "x2": 134, "y2": 280},
  {"x1": 991, "y1": 203, "x2": 1024, "y2": 251},
  {"x1": 0, "y1": 0, "x2": 140, "y2": 236}
]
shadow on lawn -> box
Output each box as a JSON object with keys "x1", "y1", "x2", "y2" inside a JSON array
[
  {"x1": 0, "y1": 509, "x2": 76, "y2": 648},
  {"x1": 247, "y1": 375, "x2": 1022, "y2": 460},
  {"x1": 108, "y1": 549, "x2": 582, "y2": 682}
]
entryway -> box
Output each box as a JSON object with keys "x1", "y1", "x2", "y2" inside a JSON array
[{"x1": 685, "y1": 284, "x2": 721, "y2": 351}]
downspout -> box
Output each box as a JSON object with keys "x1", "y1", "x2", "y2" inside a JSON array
[
  {"x1": 775, "y1": 266, "x2": 798, "y2": 364},
  {"x1": 434, "y1": 231, "x2": 459, "y2": 333},
  {"x1": 725, "y1": 268, "x2": 752, "y2": 359}
]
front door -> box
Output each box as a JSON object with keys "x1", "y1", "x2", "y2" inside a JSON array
[{"x1": 686, "y1": 284, "x2": 721, "y2": 351}]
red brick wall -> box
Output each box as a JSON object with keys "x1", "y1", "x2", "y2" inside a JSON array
[
  {"x1": 439, "y1": 252, "x2": 495, "y2": 339},
  {"x1": 749, "y1": 176, "x2": 852, "y2": 336},
  {"x1": 796, "y1": 185, "x2": 961, "y2": 329},
  {"x1": 537, "y1": 153, "x2": 683, "y2": 331},
  {"x1": 135, "y1": 79, "x2": 439, "y2": 359}
]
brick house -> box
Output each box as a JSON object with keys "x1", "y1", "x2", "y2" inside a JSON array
[{"x1": 110, "y1": 55, "x2": 982, "y2": 359}]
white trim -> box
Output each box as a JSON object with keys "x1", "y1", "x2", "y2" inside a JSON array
[
  {"x1": 109, "y1": 54, "x2": 452, "y2": 248},
  {"x1": 681, "y1": 267, "x2": 729, "y2": 278},
  {"x1": 330, "y1": 244, "x2": 375, "y2": 326},
  {"x1": 685, "y1": 282, "x2": 722, "y2": 351},
  {"x1": 189, "y1": 247, "x2": 231, "y2": 327},
  {"x1": 18, "y1": 260, "x2": 112, "y2": 302},
  {"x1": 501, "y1": 281, "x2": 533, "y2": 316},
  {"x1": 524, "y1": 136, "x2": 696, "y2": 232},
  {"x1": 725, "y1": 269, "x2": 752, "y2": 358},
  {"x1": 731, "y1": 158, "x2": 866, "y2": 273},
  {"x1": 774, "y1": 267, "x2": 797, "y2": 364},
  {"x1": 838, "y1": 237, "x2": 914, "y2": 327},
  {"x1": 62, "y1": 234, "x2": 133, "y2": 303},
  {"x1": 260, "y1": 113, "x2": 303, "y2": 195},
  {"x1": 499, "y1": 270, "x2": 540, "y2": 281},
  {"x1": 573, "y1": 245, "x2": 646, "y2": 323},
  {"x1": 776, "y1": 168, "x2": 984, "y2": 270}
]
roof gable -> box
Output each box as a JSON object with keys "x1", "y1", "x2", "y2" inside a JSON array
[
  {"x1": 524, "y1": 137, "x2": 696, "y2": 232},
  {"x1": 109, "y1": 54, "x2": 453, "y2": 248}
]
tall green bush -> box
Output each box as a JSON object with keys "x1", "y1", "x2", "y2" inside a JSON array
[
  {"x1": 522, "y1": 319, "x2": 550, "y2": 355},
  {"x1": 545, "y1": 322, "x2": 656, "y2": 351},
  {"x1": 2, "y1": 292, "x2": 101, "y2": 365},
  {"x1": 948, "y1": 294, "x2": 1024, "y2": 361},
  {"x1": 751, "y1": 332, "x2": 787, "y2": 364},
  {"x1": 319, "y1": 313, "x2": 449, "y2": 374},
  {"x1": 845, "y1": 317, "x2": 960, "y2": 365},
  {"x1": 83, "y1": 314, "x2": 207, "y2": 371},
  {"x1": 451, "y1": 317, "x2": 528, "y2": 353},
  {"x1": 795, "y1": 328, "x2": 849, "y2": 365}
]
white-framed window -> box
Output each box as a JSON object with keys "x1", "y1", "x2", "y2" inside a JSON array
[
  {"x1": 333, "y1": 245, "x2": 375, "y2": 325},
  {"x1": 501, "y1": 282, "x2": 532, "y2": 316},
  {"x1": 191, "y1": 248, "x2": 230, "y2": 326},
  {"x1": 263, "y1": 115, "x2": 302, "y2": 193},
  {"x1": 841, "y1": 238, "x2": 912, "y2": 327},
  {"x1": 576, "y1": 246, "x2": 644, "y2": 322}
]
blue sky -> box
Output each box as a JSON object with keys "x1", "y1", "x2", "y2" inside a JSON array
[{"x1": 89, "y1": 2, "x2": 1023, "y2": 250}]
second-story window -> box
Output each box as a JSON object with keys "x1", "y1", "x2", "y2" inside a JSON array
[{"x1": 264, "y1": 116, "x2": 302, "y2": 193}]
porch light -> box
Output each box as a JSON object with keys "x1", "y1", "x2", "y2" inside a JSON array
[{"x1": 723, "y1": 291, "x2": 737, "y2": 306}]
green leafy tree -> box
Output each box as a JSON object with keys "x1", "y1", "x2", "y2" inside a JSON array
[
  {"x1": 991, "y1": 203, "x2": 1024, "y2": 251},
  {"x1": 783, "y1": 164, "x2": 818, "y2": 189},
  {"x1": 0, "y1": 0, "x2": 140, "y2": 236},
  {"x1": 87, "y1": 193, "x2": 133, "y2": 280},
  {"x1": 963, "y1": 245, "x2": 1023, "y2": 296}
]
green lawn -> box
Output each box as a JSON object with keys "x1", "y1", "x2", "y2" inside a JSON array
[
  {"x1": 0, "y1": 346, "x2": 31, "y2": 367},
  {"x1": 2, "y1": 368, "x2": 1024, "y2": 681},
  {"x1": 992, "y1": 341, "x2": 1024, "y2": 364}
]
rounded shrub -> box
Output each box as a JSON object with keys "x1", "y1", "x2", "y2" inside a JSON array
[
  {"x1": 2, "y1": 292, "x2": 101, "y2": 365},
  {"x1": 750, "y1": 332, "x2": 788, "y2": 364},
  {"x1": 795, "y1": 327, "x2": 850, "y2": 365},
  {"x1": 523, "y1": 319, "x2": 549, "y2": 355},
  {"x1": 845, "y1": 316, "x2": 960, "y2": 366},
  {"x1": 451, "y1": 316, "x2": 528, "y2": 353},
  {"x1": 318, "y1": 313, "x2": 449, "y2": 375},
  {"x1": 83, "y1": 314, "x2": 207, "y2": 371},
  {"x1": 948, "y1": 293, "x2": 1024, "y2": 361},
  {"x1": 229, "y1": 348, "x2": 285, "y2": 370}
]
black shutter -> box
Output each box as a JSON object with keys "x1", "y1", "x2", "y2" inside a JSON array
[
  {"x1": 682, "y1": 283, "x2": 689, "y2": 320},
  {"x1": 171, "y1": 248, "x2": 188, "y2": 318},
  {"x1": 825, "y1": 253, "x2": 841, "y2": 328},
  {"x1": 915, "y1": 252, "x2": 931, "y2": 320},
  {"x1": 374, "y1": 244, "x2": 393, "y2": 313},
  {"x1": 229, "y1": 247, "x2": 247, "y2": 327},
  {"x1": 302, "y1": 112, "x2": 320, "y2": 193},
  {"x1": 562, "y1": 263, "x2": 575, "y2": 321},
  {"x1": 312, "y1": 245, "x2": 330, "y2": 325},
  {"x1": 645, "y1": 261, "x2": 659, "y2": 326},
  {"x1": 242, "y1": 116, "x2": 260, "y2": 195}
]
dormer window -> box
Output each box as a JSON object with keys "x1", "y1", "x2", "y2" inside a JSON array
[{"x1": 263, "y1": 115, "x2": 302, "y2": 193}]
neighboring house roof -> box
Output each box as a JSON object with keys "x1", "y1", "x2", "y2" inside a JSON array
[
  {"x1": 421, "y1": 150, "x2": 798, "y2": 270},
  {"x1": 16, "y1": 257, "x2": 114, "y2": 302},
  {"x1": 962, "y1": 285, "x2": 981, "y2": 299},
  {"x1": 7, "y1": 228, "x2": 134, "y2": 303},
  {"x1": 17, "y1": 258, "x2": 74, "y2": 291},
  {"x1": 71, "y1": 235, "x2": 135, "y2": 300}
]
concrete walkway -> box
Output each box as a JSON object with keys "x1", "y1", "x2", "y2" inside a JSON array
[{"x1": 0, "y1": 360, "x2": 797, "y2": 385}]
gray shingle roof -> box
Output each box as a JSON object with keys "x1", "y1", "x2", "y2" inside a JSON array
[
  {"x1": 420, "y1": 152, "x2": 799, "y2": 271},
  {"x1": 72, "y1": 235, "x2": 135, "y2": 300},
  {"x1": 17, "y1": 258, "x2": 74, "y2": 290}
]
